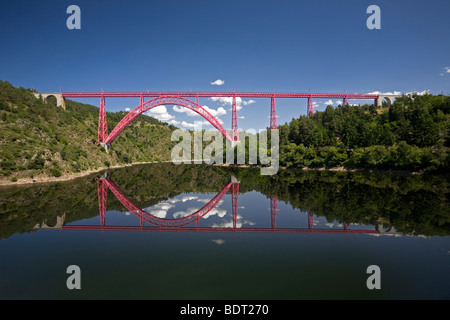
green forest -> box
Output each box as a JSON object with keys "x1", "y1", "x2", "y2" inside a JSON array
[
  {"x1": 278, "y1": 94, "x2": 450, "y2": 173},
  {"x1": 1, "y1": 79, "x2": 449, "y2": 184},
  {"x1": 0, "y1": 80, "x2": 177, "y2": 182}
]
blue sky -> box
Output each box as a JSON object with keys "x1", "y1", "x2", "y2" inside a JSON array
[{"x1": 1, "y1": 0, "x2": 449, "y2": 130}]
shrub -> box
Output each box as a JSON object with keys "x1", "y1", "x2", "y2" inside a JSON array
[{"x1": 51, "y1": 167, "x2": 62, "y2": 177}]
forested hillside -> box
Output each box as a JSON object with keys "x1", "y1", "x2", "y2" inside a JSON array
[
  {"x1": 0, "y1": 81, "x2": 177, "y2": 183},
  {"x1": 279, "y1": 94, "x2": 450, "y2": 173}
]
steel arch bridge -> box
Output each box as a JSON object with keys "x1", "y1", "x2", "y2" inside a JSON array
[
  {"x1": 105, "y1": 96, "x2": 233, "y2": 144},
  {"x1": 97, "y1": 178, "x2": 232, "y2": 228},
  {"x1": 56, "y1": 90, "x2": 394, "y2": 147},
  {"x1": 61, "y1": 176, "x2": 379, "y2": 235}
]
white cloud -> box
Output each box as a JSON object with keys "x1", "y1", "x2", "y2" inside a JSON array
[
  {"x1": 173, "y1": 105, "x2": 198, "y2": 117},
  {"x1": 209, "y1": 96, "x2": 255, "y2": 111},
  {"x1": 324, "y1": 99, "x2": 334, "y2": 106},
  {"x1": 367, "y1": 90, "x2": 429, "y2": 97},
  {"x1": 405, "y1": 89, "x2": 430, "y2": 96},
  {"x1": 172, "y1": 208, "x2": 200, "y2": 219},
  {"x1": 125, "y1": 107, "x2": 130, "y2": 112},
  {"x1": 367, "y1": 91, "x2": 402, "y2": 95},
  {"x1": 144, "y1": 202, "x2": 176, "y2": 219},
  {"x1": 243, "y1": 99, "x2": 256, "y2": 106},
  {"x1": 181, "y1": 121, "x2": 199, "y2": 128},
  {"x1": 181, "y1": 196, "x2": 198, "y2": 202},
  {"x1": 210, "y1": 96, "x2": 237, "y2": 105},
  {"x1": 147, "y1": 210, "x2": 168, "y2": 218},
  {"x1": 168, "y1": 119, "x2": 180, "y2": 126},
  {"x1": 440, "y1": 67, "x2": 450, "y2": 76},
  {"x1": 202, "y1": 207, "x2": 227, "y2": 219},
  {"x1": 210, "y1": 79, "x2": 225, "y2": 86},
  {"x1": 211, "y1": 215, "x2": 255, "y2": 228},
  {"x1": 203, "y1": 105, "x2": 227, "y2": 117},
  {"x1": 146, "y1": 105, "x2": 175, "y2": 122},
  {"x1": 173, "y1": 104, "x2": 226, "y2": 128},
  {"x1": 173, "y1": 104, "x2": 226, "y2": 118}
]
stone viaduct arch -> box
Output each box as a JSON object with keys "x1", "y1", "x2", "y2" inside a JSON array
[
  {"x1": 376, "y1": 94, "x2": 402, "y2": 107},
  {"x1": 33, "y1": 93, "x2": 66, "y2": 110}
]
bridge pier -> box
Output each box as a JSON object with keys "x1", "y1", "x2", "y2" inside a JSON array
[
  {"x1": 97, "y1": 180, "x2": 107, "y2": 227},
  {"x1": 99, "y1": 142, "x2": 111, "y2": 152},
  {"x1": 98, "y1": 95, "x2": 108, "y2": 143},
  {"x1": 271, "y1": 196, "x2": 278, "y2": 229},
  {"x1": 308, "y1": 212, "x2": 314, "y2": 230},
  {"x1": 231, "y1": 176, "x2": 240, "y2": 229},
  {"x1": 270, "y1": 96, "x2": 278, "y2": 129},
  {"x1": 232, "y1": 95, "x2": 239, "y2": 142},
  {"x1": 307, "y1": 96, "x2": 313, "y2": 116}
]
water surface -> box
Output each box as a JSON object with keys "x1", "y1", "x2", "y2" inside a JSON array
[{"x1": 0, "y1": 163, "x2": 449, "y2": 299}]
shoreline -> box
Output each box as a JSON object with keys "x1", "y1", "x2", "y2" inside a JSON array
[
  {"x1": 213, "y1": 164, "x2": 426, "y2": 175},
  {"x1": 0, "y1": 161, "x2": 442, "y2": 187},
  {"x1": 0, "y1": 161, "x2": 172, "y2": 187}
]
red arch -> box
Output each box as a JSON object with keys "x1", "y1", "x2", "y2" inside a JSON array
[
  {"x1": 104, "y1": 179, "x2": 232, "y2": 228},
  {"x1": 105, "y1": 96, "x2": 232, "y2": 144}
]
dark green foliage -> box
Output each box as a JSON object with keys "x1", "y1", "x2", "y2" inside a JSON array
[
  {"x1": 51, "y1": 167, "x2": 62, "y2": 177},
  {"x1": 27, "y1": 156, "x2": 45, "y2": 170},
  {"x1": 279, "y1": 94, "x2": 450, "y2": 173},
  {"x1": 0, "y1": 80, "x2": 177, "y2": 178}
]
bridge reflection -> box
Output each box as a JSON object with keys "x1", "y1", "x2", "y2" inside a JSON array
[{"x1": 61, "y1": 175, "x2": 380, "y2": 234}]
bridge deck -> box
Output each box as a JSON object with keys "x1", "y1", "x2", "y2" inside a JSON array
[{"x1": 62, "y1": 92, "x2": 379, "y2": 99}]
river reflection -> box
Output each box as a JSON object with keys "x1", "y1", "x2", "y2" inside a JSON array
[
  {"x1": 56, "y1": 173, "x2": 381, "y2": 235},
  {"x1": 0, "y1": 163, "x2": 449, "y2": 300}
]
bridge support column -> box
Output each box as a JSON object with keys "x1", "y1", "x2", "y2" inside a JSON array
[
  {"x1": 97, "y1": 180, "x2": 107, "y2": 227},
  {"x1": 271, "y1": 196, "x2": 278, "y2": 229},
  {"x1": 307, "y1": 96, "x2": 313, "y2": 116},
  {"x1": 100, "y1": 142, "x2": 111, "y2": 152},
  {"x1": 343, "y1": 96, "x2": 348, "y2": 106},
  {"x1": 270, "y1": 96, "x2": 278, "y2": 129},
  {"x1": 308, "y1": 212, "x2": 314, "y2": 231},
  {"x1": 232, "y1": 181, "x2": 239, "y2": 229},
  {"x1": 232, "y1": 95, "x2": 239, "y2": 142},
  {"x1": 98, "y1": 95, "x2": 108, "y2": 143}
]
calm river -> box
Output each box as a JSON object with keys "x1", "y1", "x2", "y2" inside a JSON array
[{"x1": 0, "y1": 163, "x2": 449, "y2": 299}]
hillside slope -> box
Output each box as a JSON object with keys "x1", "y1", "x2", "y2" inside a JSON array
[
  {"x1": 0, "y1": 81, "x2": 177, "y2": 184},
  {"x1": 278, "y1": 93, "x2": 450, "y2": 173}
]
